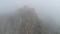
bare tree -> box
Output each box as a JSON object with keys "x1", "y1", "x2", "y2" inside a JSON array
[{"x1": 17, "y1": 6, "x2": 41, "y2": 34}]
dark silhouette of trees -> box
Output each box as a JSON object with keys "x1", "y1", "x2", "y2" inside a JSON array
[{"x1": 0, "y1": 6, "x2": 41, "y2": 34}]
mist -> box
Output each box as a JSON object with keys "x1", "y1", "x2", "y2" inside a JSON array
[{"x1": 0, "y1": 0, "x2": 60, "y2": 34}]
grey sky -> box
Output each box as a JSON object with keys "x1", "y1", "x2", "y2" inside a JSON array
[{"x1": 0, "y1": 0, "x2": 60, "y2": 32}]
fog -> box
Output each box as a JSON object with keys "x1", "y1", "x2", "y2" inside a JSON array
[{"x1": 0, "y1": 0, "x2": 60, "y2": 34}]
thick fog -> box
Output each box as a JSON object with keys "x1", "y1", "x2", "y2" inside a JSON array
[{"x1": 0, "y1": 0, "x2": 60, "y2": 34}]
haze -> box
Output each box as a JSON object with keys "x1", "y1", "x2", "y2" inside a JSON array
[{"x1": 0, "y1": 0, "x2": 60, "y2": 33}]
